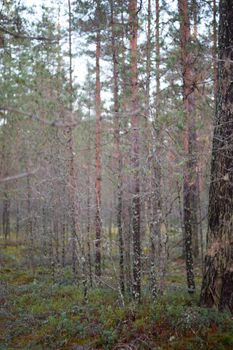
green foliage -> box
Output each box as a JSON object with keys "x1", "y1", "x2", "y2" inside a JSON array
[{"x1": 1, "y1": 240, "x2": 233, "y2": 350}]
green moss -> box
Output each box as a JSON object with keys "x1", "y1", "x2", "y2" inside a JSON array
[
  {"x1": 209, "y1": 332, "x2": 233, "y2": 348},
  {"x1": 2, "y1": 239, "x2": 233, "y2": 350}
]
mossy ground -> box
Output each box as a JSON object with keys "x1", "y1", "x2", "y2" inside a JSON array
[{"x1": 1, "y1": 239, "x2": 233, "y2": 349}]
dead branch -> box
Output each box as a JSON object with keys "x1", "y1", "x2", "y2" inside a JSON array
[
  {"x1": 0, "y1": 168, "x2": 38, "y2": 184},
  {"x1": 0, "y1": 107, "x2": 77, "y2": 128}
]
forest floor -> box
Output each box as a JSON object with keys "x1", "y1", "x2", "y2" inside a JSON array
[{"x1": 1, "y1": 238, "x2": 233, "y2": 350}]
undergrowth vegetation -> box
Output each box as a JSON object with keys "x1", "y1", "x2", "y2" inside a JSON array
[{"x1": 1, "y1": 240, "x2": 233, "y2": 350}]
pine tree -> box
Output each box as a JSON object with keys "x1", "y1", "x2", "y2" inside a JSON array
[{"x1": 200, "y1": 0, "x2": 233, "y2": 313}]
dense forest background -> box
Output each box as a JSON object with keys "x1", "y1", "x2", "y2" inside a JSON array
[{"x1": 1, "y1": 0, "x2": 233, "y2": 349}]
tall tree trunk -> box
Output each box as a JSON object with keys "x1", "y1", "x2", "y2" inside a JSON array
[
  {"x1": 200, "y1": 0, "x2": 233, "y2": 313},
  {"x1": 67, "y1": 0, "x2": 78, "y2": 278},
  {"x1": 213, "y1": 0, "x2": 218, "y2": 101},
  {"x1": 155, "y1": 0, "x2": 160, "y2": 120},
  {"x1": 191, "y1": 0, "x2": 200, "y2": 260},
  {"x1": 178, "y1": 0, "x2": 196, "y2": 293},
  {"x1": 154, "y1": 0, "x2": 164, "y2": 289},
  {"x1": 95, "y1": 17, "x2": 102, "y2": 278},
  {"x1": 129, "y1": 0, "x2": 141, "y2": 302},
  {"x1": 87, "y1": 166, "x2": 92, "y2": 287},
  {"x1": 146, "y1": 0, "x2": 157, "y2": 299},
  {"x1": 146, "y1": 0, "x2": 151, "y2": 116},
  {"x1": 120, "y1": 2, "x2": 132, "y2": 294},
  {"x1": 86, "y1": 89, "x2": 93, "y2": 287},
  {"x1": 111, "y1": 0, "x2": 125, "y2": 295}
]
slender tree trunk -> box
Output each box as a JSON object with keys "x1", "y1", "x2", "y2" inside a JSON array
[
  {"x1": 54, "y1": 216, "x2": 60, "y2": 264},
  {"x1": 26, "y1": 175, "x2": 34, "y2": 270},
  {"x1": 87, "y1": 170, "x2": 92, "y2": 287},
  {"x1": 61, "y1": 212, "x2": 66, "y2": 268},
  {"x1": 154, "y1": 0, "x2": 165, "y2": 290},
  {"x1": 178, "y1": 0, "x2": 196, "y2": 293},
  {"x1": 146, "y1": 0, "x2": 151, "y2": 116},
  {"x1": 16, "y1": 202, "x2": 20, "y2": 241},
  {"x1": 190, "y1": 126, "x2": 199, "y2": 259},
  {"x1": 213, "y1": 0, "x2": 218, "y2": 101},
  {"x1": 95, "y1": 22, "x2": 102, "y2": 277},
  {"x1": 119, "y1": 2, "x2": 132, "y2": 294},
  {"x1": 147, "y1": 0, "x2": 158, "y2": 300},
  {"x1": 86, "y1": 95, "x2": 93, "y2": 287},
  {"x1": 200, "y1": 0, "x2": 233, "y2": 313},
  {"x1": 177, "y1": 181, "x2": 186, "y2": 257},
  {"x1": 111, "y1": 0, "x2": 125, "y2": 295},
  {"x1": 42, "y1": 205, "x2": 49, "y2": 259},
  {"x1": 192, "y1": 0, "x2": 197, "y2": 38},
  {"x1": 191, "y1": 0, "x2": 200, "y2": 259},
  {"x1": 67, "y1": 0, "x2": 78, "y2": 278},
  {"x1": 129, "y1": 0, "x2": 141, "y2": 302},
  {"x1": 155, "y1": 0, "x2": 160, "y2": 119},
  {"x1": 3, "y1": 190, "x2": 10, "y2": 241}
]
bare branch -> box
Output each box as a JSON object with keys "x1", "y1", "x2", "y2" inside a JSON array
[
  {"x1": 0, "y1": 107, "x2": 78, "y2": 128},
  {"x1": 0, "y1": 26, "x2": 58, "y2": 42},
  {"x1": 0, "y1": 169, "x2": 39, "y2": 184}
]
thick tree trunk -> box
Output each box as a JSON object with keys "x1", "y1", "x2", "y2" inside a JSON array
[{"x1": 200, "y1": 0, "x2": 233, "y2": 313}]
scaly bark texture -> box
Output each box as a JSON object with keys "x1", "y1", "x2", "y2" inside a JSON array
[
  {"x1": 129, "y1": 0, "x2": 141, "y2": 302},
  {"x1": 200, "y1": 0, "x2": 233, "y2": 313},
  {"x1": 178, "y1": 0, "x2": 196, "y2": 293}
]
